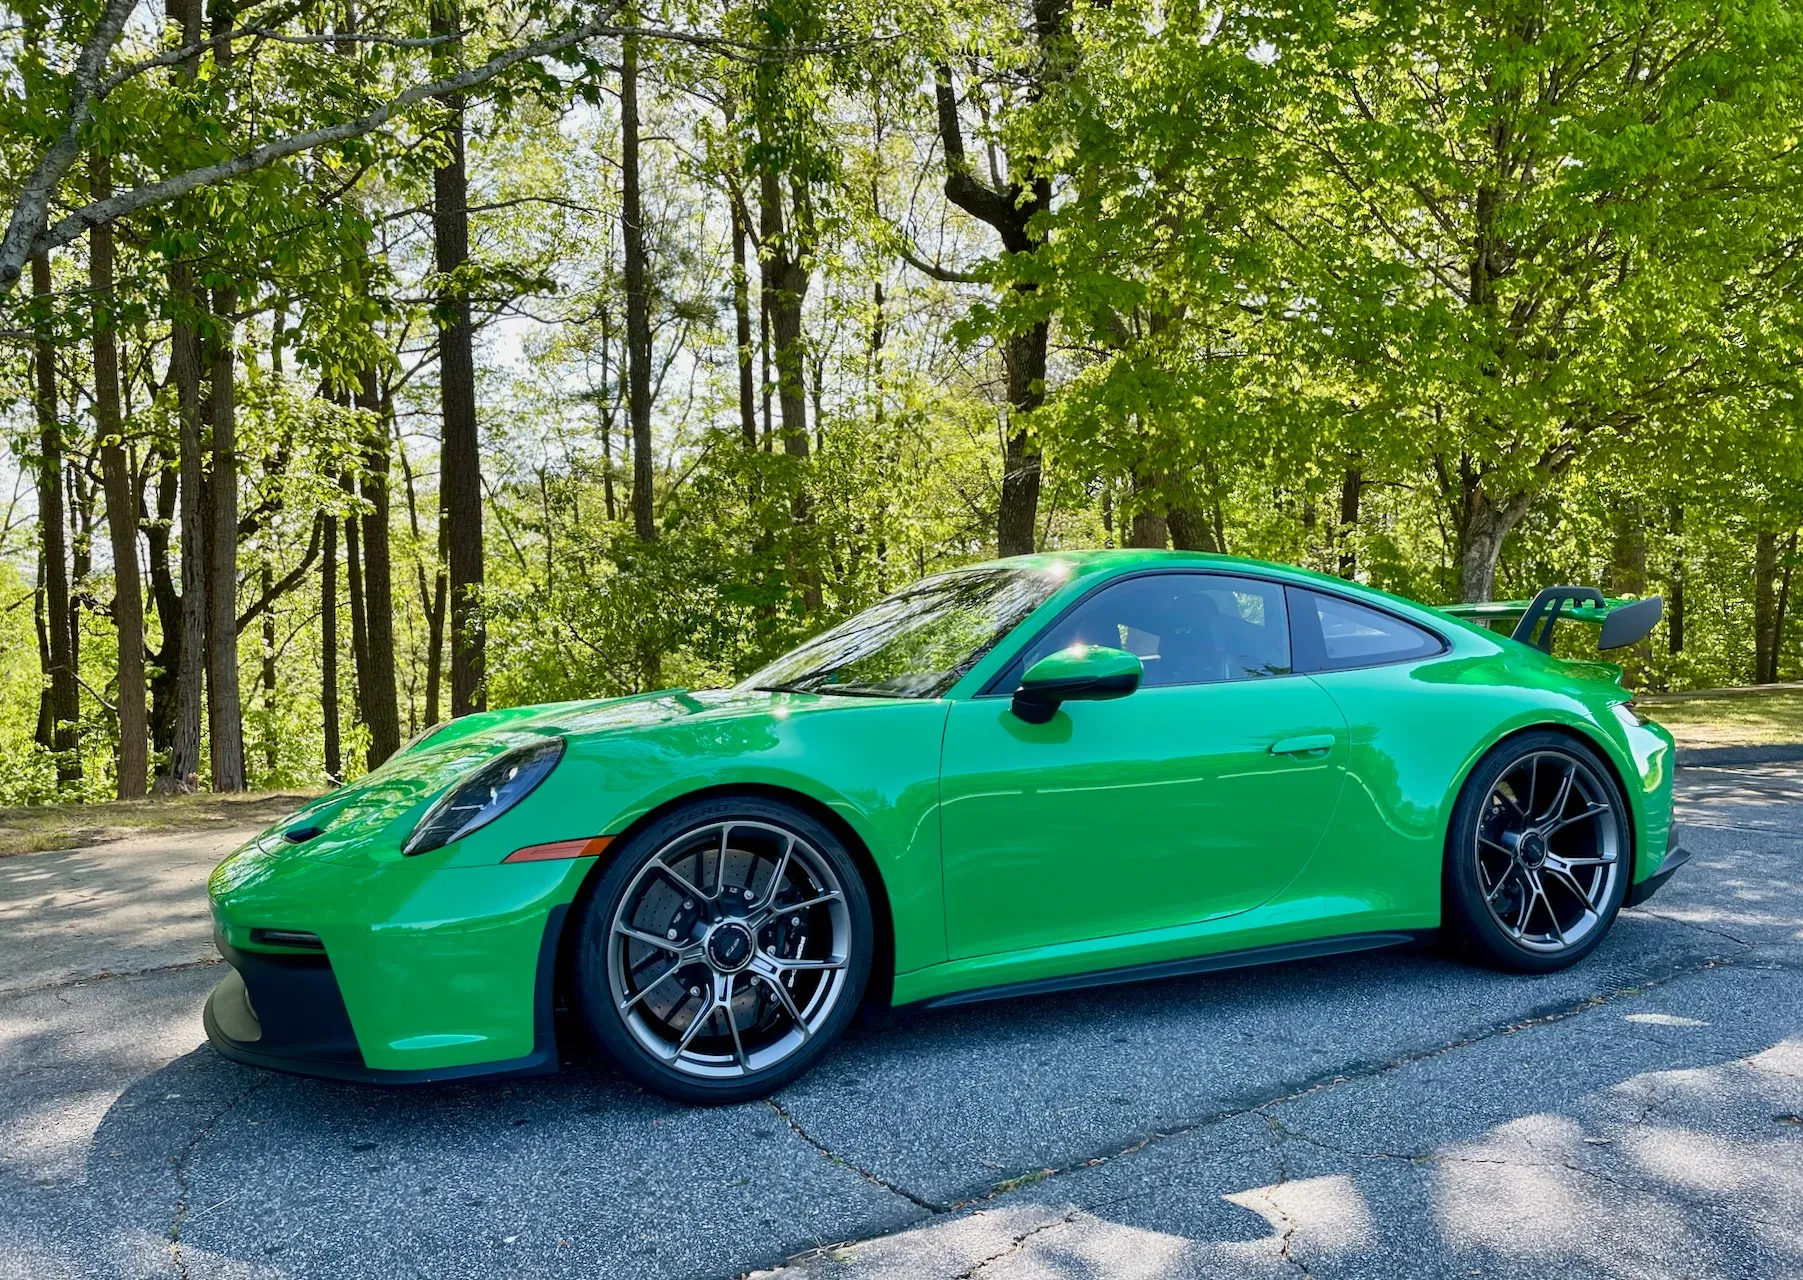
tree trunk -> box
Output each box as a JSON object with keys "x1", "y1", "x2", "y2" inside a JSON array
[
  {"x1": 933, "y1": 65, "x2": 1054, "y2": 557},
  {"x1": 621, "y1": 15, "x2": 655, "y2": 543},
  {"x1": 998, "y1": 326, "x2": 1046, "y2": 556},
  {"x1": 426, "y1": 512, "x2": 448, "y2": 727},
  {"x1": 1168, "y1": 504, "x2": 1217, "y2": 553},
  {"x1": 1126, "y1": 470, "x2": 1167, "y2": 549},
  {"x1": 342, "y1": 466, "x2": 370, "y2": 728},
  {"x1": 1667, "y1": 501, "x2": 1685, "y2": 655},
  {"x1": 1608, "y1": 497, "x2": 1649, "y2": 686},
  {"x1": 730, "y1": 179, "x2": 757, "y2": 449},
  {"x1": 32, "y1": 251, "x2": 81, "y2": 784},
  {"x1": 1337, "y1": 466, "x2": 1363, "y2": 579},
  {"x1": 1755, "y1": 529, "x2": 1778, "y2": 685},
  {"x1": 321, "y1": 510, "x2": 341, "y2": 781},
  {"x1": 34, "y1": 558, "x2": 53, "y2": 749},
  {"x1": 432, "y1": 0, "x2": 485, "y2": 716},
  {"x1": 146, "y1": 453, "x2": 181, "y2": 763},
  {"x1": 90, "y1": 153, "x2": 147, "y2": 798},
  {"x1": 357, "y1": 372, "x2": 401, "y2": 767},
  {"x1": 758, "y1": 166, "x2": 819, "y2": 609},
  {"x1": 206, "y1": 288, "x2": 245, "y2": 790},
  {"x1": 1455, "y1": 480, "x2": 1532, "y2": 603},
  {"x1": 1774, "y1": 532, "x2": 1797, "y2": 685},
  {"x1": 260, "y1": 560, "x2": 276, "y2": 778},
  {"x1": 162, "y1": 0, "x2": 204, "y2": 793}
]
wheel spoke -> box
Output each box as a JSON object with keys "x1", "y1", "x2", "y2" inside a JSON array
[
  {"x1": 719, "y1": 972, "x2": 750, "y2": 1072},
  {"x1": 1539, "y1": 764, "x2": 1576, "y2": 826},
  {"x1": 771, "y1": 955, "x2": 848, "y2": 973},
  {"x1": 1525, "y1": 757, "x2": 1540, "y2": 820},
  {"x1": 1543, "y1": 862, "x2": 1598, "y2": 910},
  {"x1": 619, "y1": 959, "x2": 685, "y2": 1013},
  {"x1": 616, "y1": 923, "x2": 687, "y2": 954},
  {"x1": 1485, "y1": 858, "x2": 1517, "y2": 903},
  {"x1": 649, "y1": 859, "x2": 709, "y2": 904},
  {"x1": 1558, "y1": 852, "x2": 1616, "y2": 867},
  {"x1": 1547, "y1": 803, "x2": 1607, "y2": 835},
  {"x1": 754, "y1": 971, "x2": 812, "y2": 1040},
  {"x1": 671, "y1": 997, "x2": 716, "y2": 1059},
  {"x1": 753, "y1": 837, "x2": 796, "y2": 913}
]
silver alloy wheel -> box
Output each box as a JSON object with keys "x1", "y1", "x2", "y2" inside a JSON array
[
  {"x1": 1475, "y1": 748, "x2": 1622, "y2": 954},
  {"x1": 606, "y1": 820, "x2": 852, "y2": 1079}
]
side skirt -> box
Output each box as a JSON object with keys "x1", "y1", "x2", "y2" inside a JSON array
[{"x1": 908, "y1": 930, "x2": 1426, "y2": 1012}]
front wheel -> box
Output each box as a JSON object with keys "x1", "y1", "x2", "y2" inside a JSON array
[
  {"x1": 572, "y1": 796, "x2": 873, "y2": 1104},
  {"x1": 1444, "y1": 732, "x2": 1629, "y2": 973}
]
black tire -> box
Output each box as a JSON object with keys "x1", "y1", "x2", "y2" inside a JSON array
[
  {"x1": 1443, "y1": 730, "x2": 1630, "y2": 974},
  {"x1": 572, "y1": 794, "x2": 873, "y2": 1104}
]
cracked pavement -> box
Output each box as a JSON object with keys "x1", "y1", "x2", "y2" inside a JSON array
[{"x1": 2, "y1": 764, "x2": 1800, "y2": 1279}]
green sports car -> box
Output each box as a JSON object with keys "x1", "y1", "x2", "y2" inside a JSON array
[{"x1": 205, "y1": 550, "x2": 1686, "y2": 1102}]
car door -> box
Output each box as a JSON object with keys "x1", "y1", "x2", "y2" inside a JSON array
[{"x1": 939, "y1": 571, "x2": 1350, "y2": 960}]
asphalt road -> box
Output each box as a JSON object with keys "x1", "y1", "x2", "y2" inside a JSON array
[{"x1": 2, "y1": 764, "x2": 1799, "y2": 1280}]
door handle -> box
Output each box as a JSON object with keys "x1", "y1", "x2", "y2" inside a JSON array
[{"x1": 1270, "y1": 734, "x2": 1336, "y2": 756}]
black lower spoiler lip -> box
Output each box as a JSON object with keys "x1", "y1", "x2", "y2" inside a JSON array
[{"x1": 1626, "y1": 844, "x2": 1690, "y2": 908}]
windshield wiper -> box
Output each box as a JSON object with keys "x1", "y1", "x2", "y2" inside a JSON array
[{"x1": 752, "y1": 683, "x2": 899, "y2": 699}]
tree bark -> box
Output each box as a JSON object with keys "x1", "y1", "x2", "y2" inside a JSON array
[
  {"x1": 342, "y1": 465, "x2": 370, "y2": 729},
  {"x1": 1454, "y1": 473, "x2": 1534, "y2": 603},
  {"x1": 621, "y1": 14, "x2": 655, "y2": 543},
  {"x1": 1667, "y1": 501, "x2": 1685, "y2": 655},
  {"x1": 205, "y1": 287, "x2": 245, "y2": 790},
  {"x1": 357, "y1": 372, "x2": 401, "y2": 767},
  {"x1": 1774, "y1": 532, "x2": 1797, "y2": 685},
  {"x1": 1168, "y1": 504, "x2": 1217, "y2": 552},
  {"x1": 757, "y1": 163, "x2": 820, "y2": 609},
  {"x1": 1755, "y1": 529, "x2": 1778, "y2": 685},
  {"x1": 1126, "y1": 470, "x2": 1167, "y2": 549},
  {"x1": 1337, "y1": 466, "x2": 1363, "y2": 579},
  {"x1": 729, "y1": 176, "x2": 757, "y2": 449},
  {"x1": 32, "y1": 250, "x2": 79, "y2": 782},
  {"x1": 432, "y1": 0, "x2": 485, "y2": 715},
  {"x1": 146, "y1": 453, "x2": 180, "y2": 762},
  {"x1": 260, "y1": 559, "x2": 276, "y2": 778},
  {"x1": 163, "y1": 0, "x2": 205, "y2": 792},
  {"x1": 321, "y1": 510, "x2": 341, "y2": 782},
  {"x1": 90, "y1": 152, "x2": 147, "y2": 798},
  {"x1": 1607, "y1": 497, "x2": 1649, "y2": 686}
]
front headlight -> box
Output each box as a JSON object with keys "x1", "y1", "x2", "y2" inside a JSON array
[{"x1": 403, "y1": 737, "x2": 565, "y2": 856}]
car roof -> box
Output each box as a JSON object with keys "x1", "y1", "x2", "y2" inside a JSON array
[{"x1": 957, "y1": 549, "x2": 1465, "y2": 631}]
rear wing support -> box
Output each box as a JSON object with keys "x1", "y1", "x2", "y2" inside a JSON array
[{"x1": 1438, "y1": 588, "x2": 1664, "y2": 654}]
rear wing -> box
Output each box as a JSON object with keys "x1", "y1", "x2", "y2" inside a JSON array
[{"x1": 1437, "y1": 587, "x2": 1664, "y2": 655}]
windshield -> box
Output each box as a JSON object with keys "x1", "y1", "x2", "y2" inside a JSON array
[{"x1": 740, "y1": 567, "x2": 1063, "y2": 699}]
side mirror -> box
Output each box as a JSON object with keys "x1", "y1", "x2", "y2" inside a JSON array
[{"x1": 1011, "y1": 645, "x2": 1143, "y2": 725}]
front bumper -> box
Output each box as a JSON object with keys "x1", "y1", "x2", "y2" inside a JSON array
[{"x1": 203, "y1": 904, "x2": 570, "y2": 1086}]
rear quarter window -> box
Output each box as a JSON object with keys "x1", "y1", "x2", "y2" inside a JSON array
[{"x1": 1290, "y1": 587, "x2": 1445, "y2": 671}]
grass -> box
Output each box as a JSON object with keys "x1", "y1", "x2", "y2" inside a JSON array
[
  {"x1": 1639, "y1": 683, "x2": 1803, "y2": 750},
  {"x1": 0, "y1": 789, "x2": 317, "y2": 857}
]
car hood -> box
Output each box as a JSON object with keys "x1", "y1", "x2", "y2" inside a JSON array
[{"x1": 246, "y1": 686, "x2": 877, "y2": 863}]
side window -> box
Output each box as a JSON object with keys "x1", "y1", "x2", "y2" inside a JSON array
[
  {"x1": 1292, "y1": 588, "x2": 1443, "y2": 670},
  {"x1": 1007, "y1": 574, "x2": 1291, "y2": 690}
]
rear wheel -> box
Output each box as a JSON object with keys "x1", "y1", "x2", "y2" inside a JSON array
[
  {"x1": 1444, "y1": 732, "x2": 1628, "y2": 973},
  {"x1": 572, "y1": 796, "x2": 873, "y2": 1104}
]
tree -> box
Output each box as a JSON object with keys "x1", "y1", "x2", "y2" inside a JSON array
[{"x1": 89, "y1": 151, "x2": 147, "y2": 798}]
